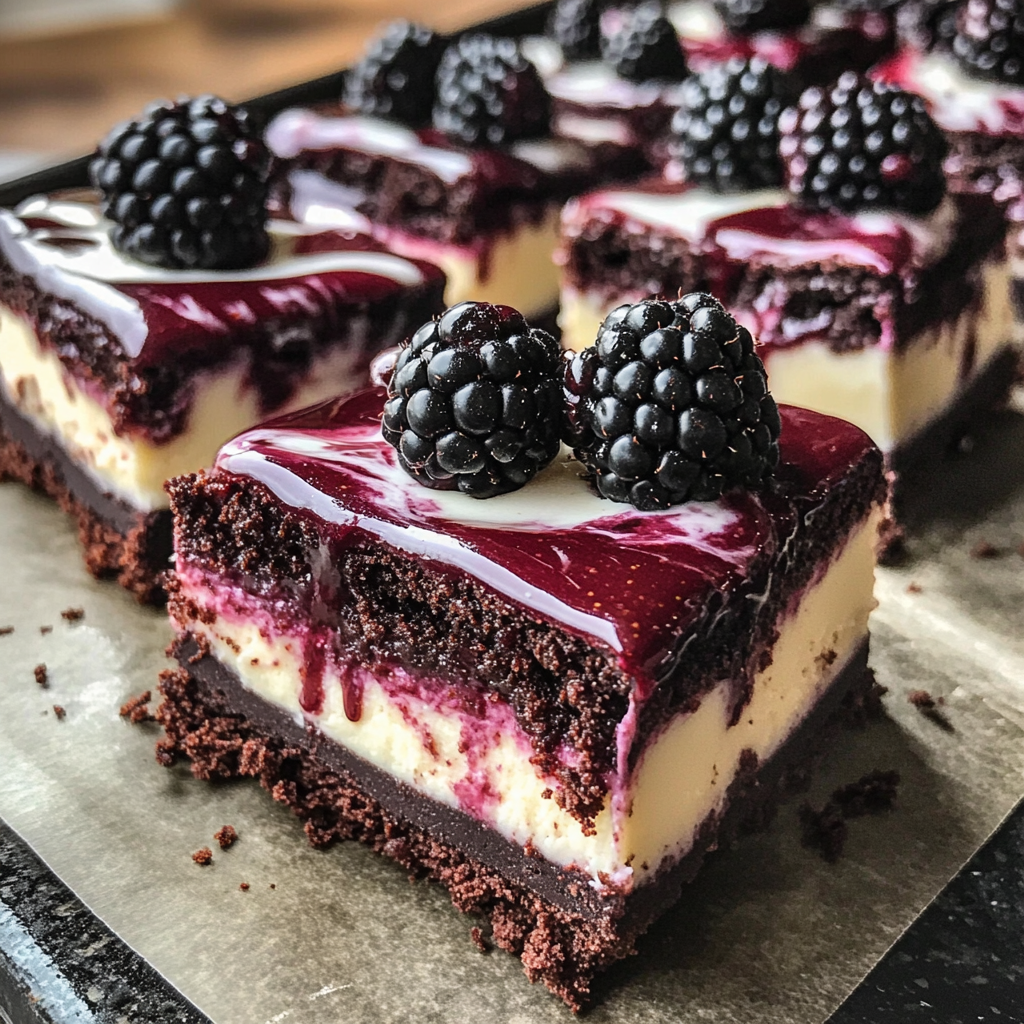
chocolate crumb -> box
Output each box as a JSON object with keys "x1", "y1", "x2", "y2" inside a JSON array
[
  {"x1": 908, "y1": 689, "x2": 954, "y2": 731},
  {"x1": 191, "y1": 847, "x2": 213, "y2": 865},
  {"x1": 60, "y1": 607, "x2": 84, "y2": 622},
  {"x1": 832, "y1": 770, "x2": 900, "y2": 817},
  {"x1": 470, "y1": 926, "x2": 491, "y2": 953},
  {"x1": 970, "y1": 540, "x2": 999, "y2": 559},
  {"x1": 269, "y1": 883, "x2": 276, "y2": 890},
  {"x1": 214, "y1": 825, "x2": 238, "y2": 850},
  {"x1": 119, "y1": 690, "x2": 154, "y2": 723},
  {"x1": 53, "y1": 705, "x2": 66, "y2": 720},
  {"x1": 239, "y1": 882, "x2": 250, "y2": 892},
  {"x1": 0, "y1": 626, "x2": 13, "y2": 636},
  {"x1": 906, "y1": 581, "x2": 922, "y2": 594},
  {"x1": 799, "y1": 802, "x2": 848, "y2": 862},
  {"x1": 39, "y1": 626, "x2": 52, "y2": 635},
  {"x1": 33, "y1": 664, "x2": 47, "y2": 687}
]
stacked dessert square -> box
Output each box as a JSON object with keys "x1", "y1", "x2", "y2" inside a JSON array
[{"x1": 1, "y1": 0, "x2": 1021, "y2": 1008}]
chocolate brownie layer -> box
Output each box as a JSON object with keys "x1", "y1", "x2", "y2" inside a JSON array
[
  {"x1": 157, "y1": 636, "x2": 872, "y2": 1011},
  {"x1": 0, "y1": 384, "x2": 170, "y2": 601}
]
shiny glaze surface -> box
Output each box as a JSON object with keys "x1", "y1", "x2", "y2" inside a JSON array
[{"x1": 211, "y1": 386, "x2": 877, "y2": 691}]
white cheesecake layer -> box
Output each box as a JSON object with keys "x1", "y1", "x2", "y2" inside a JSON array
[
  {"x1": 287, "y1": 171, "x2": 561, "y2": 317},
  {"x1": 177, "y1": 512, "x2": 877, "y2": 888},
  {"x1": 559, "y1": 258, "x2": 1013, "y2": 452},
  {"x1": 0, "y1": 307, "x2": 367, "y2": 510}
]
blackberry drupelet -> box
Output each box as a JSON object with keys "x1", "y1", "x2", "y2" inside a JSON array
[
  {"x1": 671, "y1": 58, "x2": 794, "y2": 191},
  {"x1": 90, "y1": 95, "x2": 270, "y2": 270},
  {"x1": 897, "y1": 0, "x2": 959, "y2": 50},
  {"x1": 433, "y1": 34, "x2": 551, "y2": 145},
  {"x1": 600, "y1": 2, "x2": 689, "y2": 83},
  {"x1": 953, "y1": 0, "x2": 1024, "y2": 83},
  {"x1": 382, "y1": 302, "x2": 563, "y2": 497},
  {"x1": 712, "y1": 0, "x2": 810, "y2": 34},
  {"x1": 778, "y1": 72, "x2": 948, "y2": 213},
  {"x1": 344, "y1": 21, "x2": 446, "y2": 125},
  {"x1": 564, "y1": 295, "x2": 780, "y2": 511},
  {"x1": 548, "y1": 0, "x2": 603, "y2": 60}
]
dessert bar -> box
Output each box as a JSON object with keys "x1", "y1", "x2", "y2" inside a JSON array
[
  {"x1": 159, "y1": 297, "x2": 886, "y2": 1007},
  {"x1": 0, "y1": 95, "x2": 445, "y2": 601}
]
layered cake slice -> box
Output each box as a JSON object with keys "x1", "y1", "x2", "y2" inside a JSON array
[
  {"x1": 559, "y1": 67, "x2": 1017, "y2": 480},
  {"x1": 0, "y1": 96, "x2": 445, "y2": 601},
  {"x1": 159, "y1": 297, "x2": 886, "y2": 1008},
  {"x1": 268, "y1": 24, "x2": 641, "y2": 322}
]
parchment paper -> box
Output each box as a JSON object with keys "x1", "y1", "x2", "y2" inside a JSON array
[{"x1": 1, "y1": 401, "x2": 1023, "y2": 1024}]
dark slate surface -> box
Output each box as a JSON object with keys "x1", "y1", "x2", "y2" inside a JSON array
[
  {"x1": 0, "y1": 820, "x2": 208, "y2": 1024},
  {"x1": 828, "y1": 798, "x2": 1024, "y2": 1024}
]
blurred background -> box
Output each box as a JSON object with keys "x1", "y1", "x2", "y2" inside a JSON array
[{"x1": 0, "y1": 0, "x2": 516, "y2": 160}]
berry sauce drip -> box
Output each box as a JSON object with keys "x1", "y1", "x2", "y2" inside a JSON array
[
  {"x1": 564, "y1": 294, "x2": 780, "y2": 511},
  {"x1": 713, "y1": 0, "x2": 811, "y2": 33},
  {"x1": 953, "y1": 0, "x2": 1024, "y2": 83},
  {"x1": 672, "y1": 58, "x2": 795, "y2": 192},
  {"x1": 382, "y1": 302, "x2": 563, "y2": 497},
  {"x1": 778, "y1": 71, "x2": 948, "y2": 213},
  {"x1": 215, "y1": 388, "x2": 877, "y2": 690},
  {"x1": 601, "y1": 2, "x2": 689, "y2": 82},
  {"x1": 433, "y1": 34, "x2": 551, "y2": 146},
  {"x1": 548, "y1": 0, "x2": 603, "y2": 60},
  {"x1": 344, "y1": 20, "x2": 446, "y2": 125},
  {"x1": 90, "y1": 95, "x2": 270, "y2": 271}
]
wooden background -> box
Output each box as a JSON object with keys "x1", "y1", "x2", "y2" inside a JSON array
[{"x1": 0, "y1": 0, "x2": 524, "y2": 156}]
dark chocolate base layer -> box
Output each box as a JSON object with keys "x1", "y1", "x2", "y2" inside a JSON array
[
  {"x1": 0, "y1": 386, "x2": 170, "y2": 603},
  {"x1": 157, "y1": 635, "x2": 873, "y2": 1010},
  {"x1": 889, "y1": 343, "x2": 1022, "y2": 514}
]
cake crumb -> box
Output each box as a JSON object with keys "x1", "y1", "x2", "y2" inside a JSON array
[
  {"x1": 832, "y1": 770, "x2": 901, "y2": 817},
  {"x1": 52, "y1": 705, "x2": 66, "y2": 720},
  {"x1": 214, "y1": 825, "x2": 238, "y2": 850},
  {"x1": 39, "y1": 625, "x2": 52, "y2": 635},
  {"x1": 907, "y1": 689, "x2": 954, "y2": 732},
  {"x1": 239, "y1": 882, "x2": 250, "y2": 892},
  {"x1": 470, "y1": 927, "x2": 491, "y2": 953},
  {"x1": 0, "y1": 626, "x2": 13, "y2": 636},
  {"x1": 1017, "y1": 540, "x2": 1024, "y2": 559},
  {"x1": 60, "y1": 607, "x2": 84, "y2": 622},
  {"x1": 906, "y1": 581, "x2": 922, "y2": 594},
  {"x1": 191, "y1": 847, "x2": 213, "y2": 866},
  {"x1": 34, "y1": 664, "x2": 48, "y2": 687},
  {"x1": 119, "y1": 690, "x2": 154, "y2": 723},
  {"x1": 970, "y1": 539, "x2": 999, "y2": 559},
  {"x1": 799, "y1": 802, "x2": 848, "y2": 863},
  {"x1": 269, "y1": 883, "x2": 276, "y2": 890}
]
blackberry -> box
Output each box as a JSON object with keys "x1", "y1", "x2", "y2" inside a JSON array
[
  {"x1": 898, "y1": 0, "x2": 959, "y2": 50},
  {"x1": 671, "y1": 58, "x2": 794, "y2": 192},
  {"x1": 564, "y1": 294, "x2": 780, "y2": 511},
  {"x1": 778, "y1": 72, "x2": 948, "y2": 214},
  {"x1": 953, "y1": 0, "x2": 1024, "y2": 83},
  {"x1": 548, "y1": 0, "x2": 602, "y2": 60},
  {"x1": 600, "y1": 3, "x2": 688, "y2": 83},
  {"x1": 344, "y1": 21, "x2": 446, "y2": 125},
  {"x1": 712, "y1": 0, "x2": 810, "y2": 34},
  {"x1": 90, "y1": 95, "x2": 269, "y2": 270},
  {"x1": 433, "y1": 34, "x2": 551, "y2": 146},
  {"x1": 382, "y1": 302, "x2": 563, "y2": 497}
]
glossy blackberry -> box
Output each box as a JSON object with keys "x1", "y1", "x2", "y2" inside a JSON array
[
  {"x1": 548, "y1": 0, "x2": 602, "y2": 60},
  {"x1": 564, "y1": 295, "x2": 780, "y2": 511},
  {"x1": 433, "y1": 34, "x2": 551, "y2": 145},
  {"x1": 778, "y1": 72, "x2": 948, "y2": 214},
  {"x1": 382, "y1": 302, "x2": 563, "y2": 497},
  {"x1": 90, "y1": 95, "x2": 269, "y2": 270},
  {"x1": 953, "y1": 0, "x2": 1024, "y2": 83},
  {"x1": 344, "y1": 21, "x2": 446, "y2": 125},
  {"x1": 898, "y1": 0, "x2": 959, "y2": 50},
  {"x1": 712, "y1": 0, "x2": 810, "y2": 33},
  {"x1": 600, "y1": 2, "x2": 688, "y2": 83},
  {"x1": 671, "y1": 58, "x2": 794, "y2": 191}
]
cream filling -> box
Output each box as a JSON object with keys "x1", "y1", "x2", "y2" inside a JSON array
[
  {"x1": 0, "y1": 307, "x2": 368, "y2": 510},
  {"x1": 559, "y1": 259, "x2": 1015, "y2": 452},
  {"x1": 290, "y1": 174, "x2": 561, "y2": 318},
  {"x1": 178, "y1": 513, "x2": 877, "y2": 887}
]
